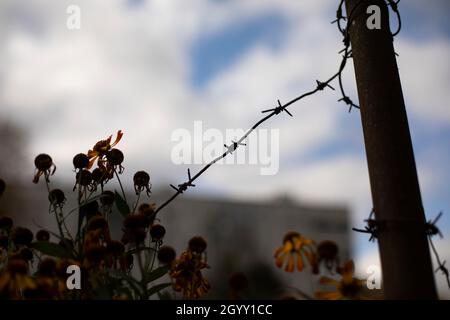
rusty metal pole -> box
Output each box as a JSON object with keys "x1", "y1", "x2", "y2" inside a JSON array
[{"x1": 343, "y1": 0, "x2": 437, "y2": 299}]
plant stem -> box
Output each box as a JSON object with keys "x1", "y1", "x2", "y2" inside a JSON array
[
  {"x1": 114, "y1": 168, "x2": 127, "y2": 204},
  {"x1": 132, "y1": 191, "x2": 141, "y2": 214}
]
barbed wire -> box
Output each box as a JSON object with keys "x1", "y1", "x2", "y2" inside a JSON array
[
  {"x1": 154, "y1": 0, "x2": 401, "y2": 215},
  {"x1": 352, "y1": 209, "x2": 378, "y2": 242},
  {"x1": 353, "y1": 209, "x2": 450, "y2": 290},
  {"x1": 426, "y1": 212, "x2": 450, "y2": 289}
]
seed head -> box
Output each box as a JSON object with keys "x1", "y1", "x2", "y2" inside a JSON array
[
  {"x1": 0, "y1": 216, "x2": 13, "y2": 230},
  {"x1": 11, "y1": 227, "x2": 33, "y2": 246},
  {"x1": 106, "y1": 148, "x2": 124, "y2": 166},
  {"x1": 150, "y1": 224, "x2": 166, "y2": 241},
  {"x1": 157, "y1": 246, "x2": 176, "y2": 264},
  {"x1": 73, "y1": 153, "x2": 89, "y2": 169},
  {"x1": 188, "y1": 236, "x2": 207, "y2": 254},
  {"x1": 36, "y1": 229, "x2": 50, "y2": 242},
  {"x1": 34, "y1": 154, "x2": 53, "y2": 171},
  {"x1": 48, "y1": 189, "x2": 66, "y2": 206}
]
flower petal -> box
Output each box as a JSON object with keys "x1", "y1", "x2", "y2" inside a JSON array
[
  {"x1": 285, "y1": 254, "x2": 295, "y2": 272},
  {"x1": 87, "y1": 156, "x2": 99, "y2": 169},
  {"x1": 274, "y1": 246, "x2": 284, "y2": 258},
  {"x1": 303, "y1": 249, "x2": 316, "y2": 267},
  {"x1": 111, "y1": 130, "x2": 123, "y2": 148},
  {"x1": 319, "y1": 276, "x2": 340, "y2": 286},
  {"x1": 87, "y1": 150, "x2": 98, "y2": 159},
  {"x1": 315, "y1": 290, "x2": 343, "y2": 300},
  {"x1": 284, "y1": 241, "x2": 293, "y2": 252},
  {"x1": 275, "y1": 252, "x2": 287, "y2": 268}
]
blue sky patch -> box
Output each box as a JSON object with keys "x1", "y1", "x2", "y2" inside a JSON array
[{"x1": 190, "y1": 12, "x2": 288, "y2": 89}]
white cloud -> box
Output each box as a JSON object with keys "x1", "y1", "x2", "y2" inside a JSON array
[
  {"x1": 0, "y1": 0, "x2": 449, "y2": 270},
  {"x1": 397, "y1": 38, "x2": 450, "y2": 125}
]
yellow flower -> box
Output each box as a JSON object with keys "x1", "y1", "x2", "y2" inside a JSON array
[
  {"x1": 0, "y1": 259, "x2": 36, "y2": 299},
  {"x1": 87, "y1": 130, "x2": 123, "y2": 169},
  {"x1": 315, "y1": 260, "x2": 366, "y2": 300},
  {"x1": 274, "y1": 232, "x2": 316, "y2": 272}
]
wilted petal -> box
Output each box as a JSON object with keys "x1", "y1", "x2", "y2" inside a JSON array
[
  {"x1": 315, "y1": 290, "x2": 342, "y2": 300},
  {"x1": 111, "y1": 130, "x2": 123, "y2": 148},
  {"x1": 319, "y1": 276, "x2": 340, "y2": 286},
  {"x1": 275, "y1": 252, "x2": 287, "y2": 268},
  {"x1": 285, "y1": 254, "x2": 295, "y2": 272}
]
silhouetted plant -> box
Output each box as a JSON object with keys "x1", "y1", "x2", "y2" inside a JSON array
[{"x1": 0, "y1": 131, "x2": 210, "y2": 300}]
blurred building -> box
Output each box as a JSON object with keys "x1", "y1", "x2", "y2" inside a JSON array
[
  {"x1": 154, "y1": 192, "x2": 351, "y2": 299},
  {"x1": 0, "y1": 182, "x2": 350, "y2": 299}
]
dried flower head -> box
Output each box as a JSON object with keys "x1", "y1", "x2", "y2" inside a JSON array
[
  {"x1": 188, "y1": 236, "x2": 207, "y2": 254},
  {"x1": 138, "y1": 203, "x2": 157, "y2": 225},
  {"x1": 315, "y1": 260, "x2": 366, "y2": 300},
  {"x1": 87, "y1": 216, "x2": 108, "y2": 231},
  {"x1": 133, "y1": 171, "x2": 151, "y2": 196},
  {"x1": 122, "y1": 214, "x2": 149, "y2": 244},
  {"x1": 106, "y1": 148, "x2": 124, "y2": 173},
  {"x1": 0, "y1": 258, "x2": 36, "y2": 299},
  {"x1": 11, "y1": 227, "x2": 33, "y2": 246},
  {"x1": 0, "y1": 216, "x2": 13, "y2": 230},
  {"x1": 87, "y1": 130, "x2": 123, "y2": 169},
  {"x1": 150, "y1": 224, "x2": 166, "y2": 241},
  {"x1": 92, "y1": 167, "x2": 111, "y2": 185},
  {"x1": 48, "y1": 189, "x2": 66, "y2": 207},
  {"x1": 170, "y1": 250, "x2": 210, "y2": 299},
  {"x1": 85, "y1": 244, "x2": 107, "y2": 265},
  {"x1": 36, "y1": 230, "x2": 50, "y2": 242},
  {"x1": 74, "y1": 169, "x2": 93, "y2": 192},
  {"x1": 157, "y1": 246, "x2": 176, "y2": 264},
  {"x1": 106, "y1": 240, "x2": 125, "y2": 257},
  {"x1": 19, "y1": 247, "x2": 34, "y2": 262},
  {"x1": 73, "y1": 153, "x2": 89, "y2": 170},
  {"x1": 123, "y1": 214, "x2": 149, "y2": 230},
  {"x1": 33, "y1": 154, "x2": 56, "y2": 183}
]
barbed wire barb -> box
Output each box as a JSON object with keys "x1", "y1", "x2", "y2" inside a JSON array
[
  {"x1": 426, "y1": 211, "x2": 450, "y2": 289},
  {"x1": 262, "y1": 99, "x2": 293, "y2": 117}
]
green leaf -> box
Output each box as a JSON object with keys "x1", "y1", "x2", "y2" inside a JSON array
[
  {"x1": 147, "y1": 283, "x2": 171, "y2": 297},
  {"x1": 115, "y1": 190, "x2": 130, "y2": 216},
  {"x1": 30, "y1": 241, "x2": 71, "y2": 258},
  {"x1": 122, "y1": 274, "x2": 144, "y2": 297},
  {"x1": 144, "y1": 265, "x2": 170, "y2": 284},
  {"x1": 93, "y1": 285, "x2": 113, "y2": 300}
]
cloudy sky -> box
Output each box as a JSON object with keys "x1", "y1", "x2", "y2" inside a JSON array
[{"x1": 0, "y1": 0, "x2": 449, "y2": 294}]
